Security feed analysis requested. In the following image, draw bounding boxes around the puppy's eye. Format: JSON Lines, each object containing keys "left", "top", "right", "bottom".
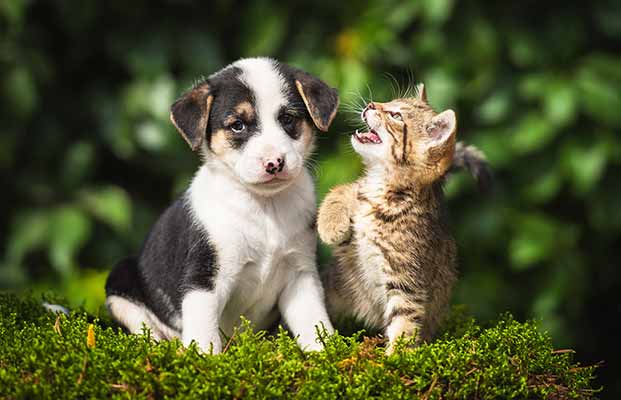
{"left": 231, "top": 120, "right": 245, "bottom": 133}
{"left": 279, "top": 113, "right": 295, "bottom": 126}
{"left": 389, "top": 112, "right": 403, "bottom": 122}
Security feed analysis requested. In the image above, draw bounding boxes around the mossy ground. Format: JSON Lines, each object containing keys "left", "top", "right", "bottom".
{"left": 0, "top": 293, "right": 598, "bottom": 399}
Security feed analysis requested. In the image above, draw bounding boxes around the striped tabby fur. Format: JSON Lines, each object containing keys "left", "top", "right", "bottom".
{"left": 319, "top": 85, "right": 487, "bottom": 354}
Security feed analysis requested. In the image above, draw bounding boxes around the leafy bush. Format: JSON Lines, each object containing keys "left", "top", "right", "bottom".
{"left": 0, "top": 293, "right": 598, "bottom": 399}
{"left": 1, "top": 0, "right": 619, "bottom": 396}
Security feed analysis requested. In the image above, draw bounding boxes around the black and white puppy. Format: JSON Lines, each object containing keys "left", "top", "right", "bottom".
{"left": 105, "top": 57, "right": 339, "bottom": 353}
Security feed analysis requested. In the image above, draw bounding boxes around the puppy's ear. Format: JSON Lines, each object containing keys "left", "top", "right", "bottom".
{"left": 170, "top": 82, "right": 213, "bottom": 151}
{"left": 295, "top": 73, "right": 339, "bottom": 132}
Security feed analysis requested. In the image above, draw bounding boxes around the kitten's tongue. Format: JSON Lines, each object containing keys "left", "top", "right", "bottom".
{"left": 354, "top": 129, "right": 382, "bottom": 144}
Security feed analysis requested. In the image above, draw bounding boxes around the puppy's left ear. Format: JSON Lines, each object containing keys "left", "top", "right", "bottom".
{"left": 295, "top": 72, "right": 339, "bottom": 132}
{"left": 170, "top": 82, "right": 213, "bottom": 151}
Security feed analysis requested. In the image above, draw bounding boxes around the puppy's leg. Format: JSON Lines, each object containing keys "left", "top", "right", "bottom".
{"left": 317, "top": 183, "right": 358, "bottom": 246}
{"left": 279, "top": 269, "right": 334, "bottom": 351}
{"left": 181, "top": 289, "right": 227, "bottom": 354}
{"left": 106, "top": 295, "right": 156, "bottom": 337}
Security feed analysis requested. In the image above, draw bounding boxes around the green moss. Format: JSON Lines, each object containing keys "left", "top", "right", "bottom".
{"left": 0, "top": 293, "right": 598, "bottom": 399}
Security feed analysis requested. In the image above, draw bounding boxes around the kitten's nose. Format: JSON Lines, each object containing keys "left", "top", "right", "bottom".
{"left": 362, "top": 102, "right": 377, "bottom": 119}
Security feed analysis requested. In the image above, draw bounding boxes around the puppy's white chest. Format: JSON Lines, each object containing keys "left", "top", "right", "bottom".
{"left": 189, "top": 166, "right": 316, "bottom": 332}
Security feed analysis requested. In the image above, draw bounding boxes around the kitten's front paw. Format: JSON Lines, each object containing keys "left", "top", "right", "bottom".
{"left": 317, "top": 214, "right": 352, "bottom": 245}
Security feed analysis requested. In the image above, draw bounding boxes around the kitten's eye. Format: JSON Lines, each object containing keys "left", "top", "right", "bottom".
{"left": 279, "top": 113, "right": 295, "bottom": 126}
{"left": 231, "top": 120, "right": 245, "bottom": 133}
{"left": 389, "top": 112, "right": 403, "bottom": 122}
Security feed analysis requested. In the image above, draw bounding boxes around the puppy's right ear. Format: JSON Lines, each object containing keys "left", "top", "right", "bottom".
{"left": 170, "top": 82, "right": 213, "bottom": 151}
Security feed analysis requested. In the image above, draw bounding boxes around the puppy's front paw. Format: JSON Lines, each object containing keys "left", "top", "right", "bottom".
{"left": 318, "top": 212, "right": 352, "bottom": 245}
{"left": 183, "top": 334, "right": 222, "bottom": 355}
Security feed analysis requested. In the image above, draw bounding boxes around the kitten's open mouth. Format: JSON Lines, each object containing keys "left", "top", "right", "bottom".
{"left": 353, "top": 129, "right": 382, "bottom": 144}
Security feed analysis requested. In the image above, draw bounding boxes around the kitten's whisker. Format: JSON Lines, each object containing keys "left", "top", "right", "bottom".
{"left": 384, "top": 72, "right": 401, "bottom": 99}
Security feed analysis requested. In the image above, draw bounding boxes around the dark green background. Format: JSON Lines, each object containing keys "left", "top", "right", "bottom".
{"left": 1, "top": 0, "right": 619, "bottom": 396}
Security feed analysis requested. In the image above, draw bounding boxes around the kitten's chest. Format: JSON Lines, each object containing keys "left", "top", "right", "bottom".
{"left": 351, "top": 201, "right": 391, "bottom": 285}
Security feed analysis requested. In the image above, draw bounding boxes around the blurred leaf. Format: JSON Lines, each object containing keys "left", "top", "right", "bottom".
{"left": 508, "top": 31, "right": 541, "bottom": 67}
{"left": 95, "top": 94, "right": 135, "bottom": 159}
{"left": 317, "top": 139, "right": 362, "bottom": 200}
{"left": 149, "top": 75, "right": 175, "bottom": 120}
{"left": 522, "top": 168, "right": 563, "bottom": 204}
{"left": 421, "top": 0, "right": 454, "bottom": 24}
{"left": 4, "top": 211, "right": 50, "bottom": 266}
{"left": 473, "top": 129, "right": 515, "bottom": 168}
{"left": 61, "top": 141, "right": 95, "bottom": 188}
{"left": 61, "top": 269, "right": 108, "bottom": 313}
{"left": 136, "top": 121, "right": 168, "bottom": 152}
{"left": 338, "top": 59, "right": 369, "bottom": 101}
{"left": 385, "top": 2, "right": 419, "bottom": 30}
{"left": 80, "top": 186, "right": 132, "bottom": 234}
{"left": 577, "top": 55, "right": 621, "bottom": 126}
{"left": 0, "top": 0, "right": 26, "bottom": 27}
{"left": 466, "top": 21, "right": 498, "bottom": 65}
{"left": 509, "top": 214, "right": 579, "bottom": 270}
{"left": 478, "top": 89, "right": 510, "bottom": 124}
{"left": 595, "top": 0, "right": 621, "bottom": 38}
{"left": 443, "top": 172, "right": 469, "bottom": 198}
{"left": 241, "top": 2, "right": 286, "bottom": 56}
{"left": 511, "top": 113, "right": 557, "bottom": 155}
{"left": 561, "top": 140, "right": 608, "bottom": 195}
{"left": 49, "top": 207, "right": 91, "bottom": 278}
{"left": 519, "top": 73, "right": 549, "bottom": 101}
{"left": 3, "top": 66, "right": 37, "bottom": 118}
{"left": 423, "top": 67, "right": 458, "bottom": 109}
{"left": 544, "top": 80, "right": 577, "bottom": 127}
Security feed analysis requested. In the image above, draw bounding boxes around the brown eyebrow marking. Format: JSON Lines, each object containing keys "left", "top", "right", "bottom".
{"left": 235, "top": 101, "right": 254, "bottom": 117}
{"left": 224, "top": 101, "right": 256, "bottom": 126}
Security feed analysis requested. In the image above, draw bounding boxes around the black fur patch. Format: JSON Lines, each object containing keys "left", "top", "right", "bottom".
{"left": 276, "top": 62, "right": 338, "bottom": 134}
{"left": 205, "top": 67, "right": 259, "bottom": 150}
{"left": 105, "top": 196, "right": 218, "bottom": 329}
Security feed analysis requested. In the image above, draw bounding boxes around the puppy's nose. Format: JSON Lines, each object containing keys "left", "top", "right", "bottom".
{"left": 264, "top": 155, "right": 285, "bottom": 175}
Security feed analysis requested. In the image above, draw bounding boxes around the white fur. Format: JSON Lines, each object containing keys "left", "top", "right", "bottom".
{"left": 42, "top": 302, "right": 69, "bottom": 315}
{"left": 106, "top": 295, "right": 180, "bottom": 341}
{"left": 179, "top": 58, "right": 333, "bottom": 353}
{"left": 185, "top": 164, "right": 333, "bottom": 352}
{"left": 207, "top": 58, "right": 308, "bottom": 195}
{"left": 181, "top": 290, "right": 222, "bottom": 353}
{"left": 351, "top": 108, "right": 390, "bottom": 163}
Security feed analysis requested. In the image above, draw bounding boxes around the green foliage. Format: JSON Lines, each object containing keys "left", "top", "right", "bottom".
{"left": 1, "top": 0, "right": 619, "bottom": 395}
{"left": 0, "top": 293, "right": 598, "bottom": 399}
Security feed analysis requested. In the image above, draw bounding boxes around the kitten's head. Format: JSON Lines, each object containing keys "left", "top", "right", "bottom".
{"left": 352, "top": 84, "right": 457, "bottom": 184}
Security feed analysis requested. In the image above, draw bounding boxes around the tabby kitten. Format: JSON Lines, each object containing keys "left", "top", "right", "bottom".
{"left": 318, "top": 85, "right": 486, "bottom": 354}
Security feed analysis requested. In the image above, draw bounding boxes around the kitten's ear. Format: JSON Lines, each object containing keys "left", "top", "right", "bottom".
{"left": 170, "top": 82, "right": 213, "bottom": 151}
{"left": 295, "top": 72, "right": 339, "bottom": 132}
{"left": 425, "top": 109, "right": 457, "bottom": 148}
{"left": 416, "top": 83, "right": 428, "bottom": 103}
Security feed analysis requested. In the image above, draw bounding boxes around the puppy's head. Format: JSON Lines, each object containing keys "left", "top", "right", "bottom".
{"left": 170, "top": 58, "right": 338, "bottom": 196}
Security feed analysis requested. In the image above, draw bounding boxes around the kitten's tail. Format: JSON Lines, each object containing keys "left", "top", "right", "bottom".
{"left": 451, "top": 141, "right": 493, "bottom": 192}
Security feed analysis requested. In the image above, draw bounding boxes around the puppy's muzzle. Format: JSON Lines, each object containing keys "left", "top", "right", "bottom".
{"left": 263, "top": 156, "right": 285, "bottom": 175}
